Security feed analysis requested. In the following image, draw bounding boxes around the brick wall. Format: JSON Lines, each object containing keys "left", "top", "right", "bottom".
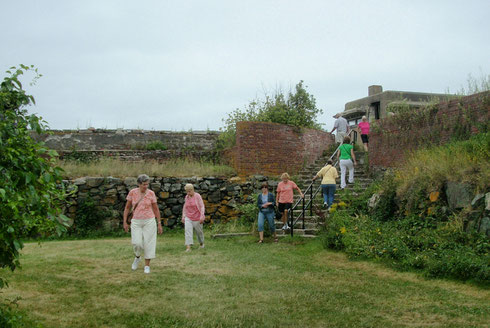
{"left": 369, "top": 91, "right": 490, "bottom": 170}
{"left": 234, "top": 121, "right": 334, "bottom": 176}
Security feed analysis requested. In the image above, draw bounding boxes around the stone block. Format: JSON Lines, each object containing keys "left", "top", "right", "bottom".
{"left": 171, "top": 205, "right": 182, "bottom": 215}
{"left": 74, "top": 177, "right": 86, "bottom": 186}
{"left": 86, "top": 177, "right": 105, "bottom": 188}
{"left": 159, "top": 191, "right": 170, "bottom": 199}
{"left": 124, "top": 177, "right": 138, "bottom": 187}
{"left": 486, "top": 193, "right": 490, "bottom": 211}
{"left": 446, "top": 182, "right": 473, "bottom": 210}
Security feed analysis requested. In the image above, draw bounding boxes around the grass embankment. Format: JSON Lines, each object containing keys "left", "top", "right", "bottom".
{"left": 1, "top": 233, "right": 489, "bottom": 328}
{"left": 322, "top": 133, "right": 490, "bottom": 284}
{"left": 57, "top": 158, "right": 236, "bottom": 178}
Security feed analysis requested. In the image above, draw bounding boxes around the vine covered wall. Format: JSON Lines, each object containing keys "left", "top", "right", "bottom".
{"left": 369, "top": 91, "right": 490, "bottom": 170}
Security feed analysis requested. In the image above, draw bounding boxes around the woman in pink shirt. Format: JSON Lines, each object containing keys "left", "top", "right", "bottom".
{"left": 276, "top": 173, "right": 304, "bottom": 230}
{"left": 181, "top": 183, "right": 206, "bottom": 252}
{"left": 123, "top": 174, "right": 163, "bottom": 274}
{"left": 357, "top": 116, "right": 370, "bottom": 151}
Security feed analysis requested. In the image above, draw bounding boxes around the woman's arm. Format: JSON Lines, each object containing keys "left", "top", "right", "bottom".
{"left": 123, "top": 200, "right": 132, "bottom": 232}
{"left": 295, "top": 185, "right": 304, "bottom": 198}
{"left": 152, "top": 203, "right": 164, "bottom": 234}
{"left": 197, "top": 194, "right": 206, "bottom": 223}
{"left": 351, "top": 148, "right": 357, "bottom": 165}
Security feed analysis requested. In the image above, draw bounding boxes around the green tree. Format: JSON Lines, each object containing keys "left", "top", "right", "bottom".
{"left": 219, "top": 81, "right": 323, "bottom": 149}
{"left": 0, "top": 65, "right": 68, "bottom": 288}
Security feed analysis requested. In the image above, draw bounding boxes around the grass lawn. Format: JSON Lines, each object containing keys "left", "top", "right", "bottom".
{"left": 1, "top": 232, "right": 489, "bottom": 328}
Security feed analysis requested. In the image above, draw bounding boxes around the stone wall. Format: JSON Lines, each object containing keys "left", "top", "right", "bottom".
{"left": 233, "top": 121, "right": 334, "bottom": 176}
{"left": 369, "top": 91, "right": 490, "bottom": 171}
{"left": 33, "top": 129, "right": 220, "bottom": 161}
{"left": 63, "top": 175, "right": 278, "bottom": 231}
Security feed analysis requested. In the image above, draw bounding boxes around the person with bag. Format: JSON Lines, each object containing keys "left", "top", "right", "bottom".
{"left": 257, "top": 182, "right": 278, "bottom": 244}
{"left": 123, "top": 174, "right": 163, "bottom": 274}
{"left": 181, "top": 183, "right": 206, "bottom": 252}
{"left": 337, "top": 136, "right": 357, "bottom": 189}
{"left": 312, "top": 159, "right": 339, "bottom": 210}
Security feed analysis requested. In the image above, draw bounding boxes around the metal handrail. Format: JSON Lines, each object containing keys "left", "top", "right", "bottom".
{"left": 289, "top": 130, "right": 354, "bottom": 237}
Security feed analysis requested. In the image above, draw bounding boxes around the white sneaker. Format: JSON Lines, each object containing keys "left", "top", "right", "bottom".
{"left": 144, "top": 266, "right": 150, "bottom": 274}
{"left": 281, "top": 224, "right": 287, "bottom": 230}
{"left": 199, "top": 244, "right": 205, "bottom": 249}
{"left": 131, "top": 257, "right": 141, "bottom": 271}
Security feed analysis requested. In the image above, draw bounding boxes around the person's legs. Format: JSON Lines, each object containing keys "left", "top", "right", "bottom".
{"left": 258, "top": 212, "right": 265, "bottom": 241}
{"left": 347, "top": 159, "right": 354, "bottom": 184}
{"left": 192, "top": 220, "right": 205, "bottom": 246}
{"left": 130, "top": 220, "right": 144, "bottom": 270}
{"left": 265, "top": 212, "right": 277, "bottom": 239}
{"left": 321, "top": 184, "right": 328, "bottom": 204}
{"left": 131, "top": 220, "right": 144, "bottom": 258}
{"left": 142, "top": 218, "right": 157, "bottom": 261}
{"left": 184, "top": 217, "right": 194, "bottom": 251}
{"left": 340, "top": 160, "right": 347, "bottom": 189}
{"left": 327, "top": 184, "right": 336, "bottom": 207}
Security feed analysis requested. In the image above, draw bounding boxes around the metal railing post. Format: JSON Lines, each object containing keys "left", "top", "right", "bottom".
{"left": 309, "top": 182, "right": 313, "bottom": 216}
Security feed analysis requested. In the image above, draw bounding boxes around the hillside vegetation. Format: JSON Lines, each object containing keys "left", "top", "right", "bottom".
{"left": 322, "top": 133, "right": 490, "bottom": 284}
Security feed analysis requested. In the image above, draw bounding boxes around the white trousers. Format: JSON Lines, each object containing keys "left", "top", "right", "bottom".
{"left": 131, "top": 218, "right": 157, "bottom": 259}
{"left": 184, "top": 217, "right": 204, "bottom": 246}
{"left": 340, "top": 159, "right": 354, "bottom": 189}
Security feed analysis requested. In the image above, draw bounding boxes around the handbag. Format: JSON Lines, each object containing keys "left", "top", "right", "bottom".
{"left": 127, "top": 191, "right": 147, "bottom": 224}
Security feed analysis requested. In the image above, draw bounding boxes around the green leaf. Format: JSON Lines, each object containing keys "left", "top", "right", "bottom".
{"left": 13, "top": 240, "right": 21, "bottom": 251}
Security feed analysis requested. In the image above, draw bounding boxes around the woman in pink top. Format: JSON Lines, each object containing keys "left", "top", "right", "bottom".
{"left": 181, "top": 183, "right": 206, "bottom": 252}
{"left": 357, "top": 116, "right": 370, "bottom": 151}
{"left": 276, "top": 173, "right": 304, "bottom": 230}
{"left": 123, "top": 174, "right": 163, "bottom": 274}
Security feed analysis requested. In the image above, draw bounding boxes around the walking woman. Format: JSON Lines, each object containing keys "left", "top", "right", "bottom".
{"left": 181, "top": 183, "right": 205, "bottom": 252}
{"left": 337, "top": 136, "right": 357, "bottom": 189}
{"left": 123, "top": 174, "right": 163, "bottom": 274}
{"left": 257, "top": 182, "right": 278, "bottom": 243}
{"left": 312, "top": 159, "right": 339, "bottom": 210}
{"left": 276, "top": 173, "right": 304, "bottom": 230}
{"left": 357, "top": 116, "right": 370, "bottom": 151}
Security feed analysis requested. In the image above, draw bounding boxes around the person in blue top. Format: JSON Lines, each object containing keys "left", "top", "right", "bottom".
{"left": 337, "top": 136, "right": 357, "bottom": 189}
{"left": 257, "top": 182, "right": 278, "bottom": 243}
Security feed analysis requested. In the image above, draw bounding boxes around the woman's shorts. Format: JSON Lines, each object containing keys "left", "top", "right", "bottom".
{"left": 278, "top": 202, "right": 292, "bottom": 212}
{"left": 361, "top": 134, "right": 369, "bottom": 143}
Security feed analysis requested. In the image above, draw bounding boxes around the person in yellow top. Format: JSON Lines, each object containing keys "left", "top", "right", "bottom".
{"left": 312, "top": 159, "right": 339, "bottom": 209}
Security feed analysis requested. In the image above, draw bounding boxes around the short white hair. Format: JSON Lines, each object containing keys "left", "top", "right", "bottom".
{"left": 184, "top": 183, "right": 194, "bottom": 191}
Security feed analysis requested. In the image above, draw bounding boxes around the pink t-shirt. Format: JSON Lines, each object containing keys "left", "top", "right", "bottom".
{"left": 183, "top": 193, "right": 205, "bottom": 221}
{"left": 126, "top": 189, "right": 157, "bottom": 219}
{"left": 276, "top": 181, "right": 298, "bottom": 204}
{"left": 358, "top": 121, "right": 370, "bottom": 135}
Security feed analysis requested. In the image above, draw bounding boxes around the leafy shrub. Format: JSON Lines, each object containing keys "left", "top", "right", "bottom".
{"left": 0, "top": 298, "right": 41, "bottom": 328}
{"left": 0, "top": 65, "right": 69, "bottom": 288}
{"left": 145, "top": 141, "right": 167, "bottom": 151}
{"left": 73, "top": 197, "right": 111, "bottom": 236}
{"left": 321, "top": 210, "right": 490, "bottom": 284}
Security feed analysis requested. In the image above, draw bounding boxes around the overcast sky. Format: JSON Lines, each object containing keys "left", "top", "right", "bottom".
{"left": 1, "top": 0, "right": 489, "bottom": 131}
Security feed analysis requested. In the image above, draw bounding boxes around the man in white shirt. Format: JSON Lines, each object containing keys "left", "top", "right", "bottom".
{"left": 330, "top": 113, "right": 350, "bottom": 143}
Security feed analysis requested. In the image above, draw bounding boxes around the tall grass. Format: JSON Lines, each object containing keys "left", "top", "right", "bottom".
{"left": 57, "top": 158, "right": 236, "bottom": 178}
{"left": 395, "top": 133, "right": 490, "bottom": 203}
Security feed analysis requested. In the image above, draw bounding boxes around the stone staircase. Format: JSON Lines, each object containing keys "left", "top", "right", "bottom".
{"left": 275, "top": 151, "right": 372, "bottom": 237}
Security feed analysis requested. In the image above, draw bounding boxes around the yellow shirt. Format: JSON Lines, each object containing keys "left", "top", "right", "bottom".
{"left": 316, "top": 165, "right": 338, "bottom": 184}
